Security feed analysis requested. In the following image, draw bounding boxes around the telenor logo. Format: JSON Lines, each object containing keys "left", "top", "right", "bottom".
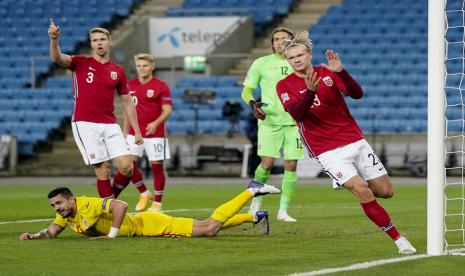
{"left": 158, "top": 27, "right": 181, "bottom": 47}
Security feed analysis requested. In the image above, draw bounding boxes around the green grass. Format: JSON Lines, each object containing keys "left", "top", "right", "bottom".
{"left": 0, "top": 183, "right": 464, "bottom": 275}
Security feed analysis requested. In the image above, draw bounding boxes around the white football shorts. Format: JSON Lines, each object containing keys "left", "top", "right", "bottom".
{"left": 126, "top": 135, "right": 170, "bottom": 161}
{"left": 316, "top": 139, "right": 387, "bottom": 189}
{"left": 72, "top": 121, "right": 130, "bottom": 165}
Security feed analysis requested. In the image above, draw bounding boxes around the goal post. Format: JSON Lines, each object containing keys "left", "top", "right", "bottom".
{"left": 427, "top": 0, "right": 445, "bottom": 256}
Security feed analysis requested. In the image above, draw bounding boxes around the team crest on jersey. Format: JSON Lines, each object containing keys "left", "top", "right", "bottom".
{"left": 323, "top": 76, "right": 333, "bottom": 87}
{"left": 336, "top": 172, "right": 343, "bottom": 179}
{"left": 110, "top": 71, "right": 118, "bottom": 80}
{"left": 280, "top": 92, "right": 290, "bottom": 103}
{"left": 146, "top": 89, "right": 155, "bottom": 98}
{"left": 90, "top": 153, "right": 95, "bottom": 159}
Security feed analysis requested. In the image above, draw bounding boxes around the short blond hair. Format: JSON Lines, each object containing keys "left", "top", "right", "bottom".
{"left": 89, "top": 27, "right": 111, "bottom": 39}
{"left": 281, "top": 31, "right": 313, "bottom": 54}
{"left": 134, "top": 53, "right": 155, "bottom": 65}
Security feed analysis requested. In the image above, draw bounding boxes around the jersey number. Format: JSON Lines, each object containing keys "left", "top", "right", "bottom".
{"left": 311, "top": 95, "right": 321, "bottom": 108}
{"left": 129, "top": 92, "right": 138, "bottom": 106}
{"left": 296, "top": 138, "right": 303, "bottom": 149}
{"left": 86, "top": 72, "right": 94, "bottom": 83}
{"left": 153, "top": 144, "right": 163, "bottom": 153}
{"left": 281, "top": 66, "right": 289, "bottom": 76}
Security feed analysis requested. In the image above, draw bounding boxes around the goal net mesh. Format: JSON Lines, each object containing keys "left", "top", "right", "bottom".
{"left": 445, "top": 0, "right": 465, "bottom": 253}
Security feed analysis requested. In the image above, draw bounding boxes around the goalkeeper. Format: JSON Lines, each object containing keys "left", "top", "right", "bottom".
{"left": 19, "top": 182, "right": 279, "bottom": 240}
{"left": 242, "top": 27, "right": 304, "bottom": 222}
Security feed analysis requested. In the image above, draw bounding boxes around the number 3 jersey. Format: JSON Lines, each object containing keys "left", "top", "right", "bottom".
{"left": 276, "top": 67, "right": 364, "bottom": 157}
{"left": 127, "top": 77, "right": 173, "bottom": 138}
{"left": 70, "top": 56, "right": 129, "bottom": 124}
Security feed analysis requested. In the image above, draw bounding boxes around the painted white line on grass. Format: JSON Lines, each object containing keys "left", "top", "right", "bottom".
{"left": 289, "top": 254, "right": 431, "bottom": 276}
{"left": 0, "top": 208, "right": 215, "bottom": 226}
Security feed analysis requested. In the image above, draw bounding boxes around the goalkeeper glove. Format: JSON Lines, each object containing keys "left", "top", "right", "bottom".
{"left": 249, "top": 100, "right": 267, "bottom": 120}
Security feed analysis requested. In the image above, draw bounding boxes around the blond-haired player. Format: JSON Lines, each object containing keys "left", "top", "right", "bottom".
{"left": 113, "top": 53, "right": 173, "bottom": 212}
{"left": 48, "top": 18, "right": 143, "bottom": 199}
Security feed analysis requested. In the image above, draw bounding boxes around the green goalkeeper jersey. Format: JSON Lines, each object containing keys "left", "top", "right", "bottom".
{"left": 243, "top": 54, "right": 295, "bottom": 126}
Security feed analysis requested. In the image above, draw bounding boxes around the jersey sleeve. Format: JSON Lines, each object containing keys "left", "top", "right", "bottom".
{"left": 52, "top": 213, "right": 69, "bottom": 228}
{"left": 243, "top": 59, "right": 261, "bottom": 89}
{"left": 117, "top": 68, "right": 129, "bottom": 95}
{"left": 69, "top": 55, "right": 81, "bottom": 71}
{"left": 276, "top": 79, "right": 297, "bottom": 110}
{"left": 160, "top": 82, "right": 173, "bottom": 105}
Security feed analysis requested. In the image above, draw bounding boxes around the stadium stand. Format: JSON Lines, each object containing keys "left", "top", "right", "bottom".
{"left": 0, "top": 0, "right": 139, "bottom": 156}
{"left": 310, "top": 0, "right": 428, "bottom": 134}
{"left": 165, "top": 0, "right": 296, "bottom": 36}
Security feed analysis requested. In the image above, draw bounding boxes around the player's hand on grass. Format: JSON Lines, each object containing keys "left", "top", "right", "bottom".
{"left": 321, "top": 49, "right": 343, "bottom": 73}
{"left": 249, "top": 101, "right": 267, "bottom": 120}
{"left": 145, "top": 122, "right": 158, "bottom": 136}
{"left": 304, "top": 68, "right": 321, "bottom": 92}
{"left": 48, "top": 18, "right": 60, "bottom": 40}
{"left": 19, "top": 232, "right": 36, "bottom": 240}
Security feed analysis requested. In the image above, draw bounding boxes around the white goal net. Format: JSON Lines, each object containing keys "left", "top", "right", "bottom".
{"left": 443, "top": 0, "right": 465, "bottom": 254}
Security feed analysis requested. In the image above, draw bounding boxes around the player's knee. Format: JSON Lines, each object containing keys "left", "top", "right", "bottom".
{"left": 377, "top": 187, "right": 394, "bottom": 199}
{"left": 119, "top": 165, "right": 133, "bottom": 177}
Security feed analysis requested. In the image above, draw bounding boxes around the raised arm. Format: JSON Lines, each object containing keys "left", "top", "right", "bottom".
{"left": 121, "top": 94, "right": 143, "bottom": 145}
{"left": 19, "top": 223, "right": 64, "bottom": 240}
{"left": 48, "top": 18, "right": 72, "bottom": 68}
{"left": 320, "top": 49, "right": 363, "bottom": 99}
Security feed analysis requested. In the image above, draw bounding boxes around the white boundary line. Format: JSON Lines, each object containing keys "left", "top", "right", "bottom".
{"left": 289, "top": 254, "right": 432, "bottom": 276}
{"left": 0, "top": 208, "right": 215, "bottom": 225}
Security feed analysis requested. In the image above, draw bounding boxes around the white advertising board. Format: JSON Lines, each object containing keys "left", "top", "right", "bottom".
{"left": 149, "top": 17, "right": 242, "bottom": 58}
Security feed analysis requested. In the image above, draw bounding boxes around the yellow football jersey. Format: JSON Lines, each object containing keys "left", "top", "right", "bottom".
{"left": 53, "top": 196, "right": 193, "bottom": 237}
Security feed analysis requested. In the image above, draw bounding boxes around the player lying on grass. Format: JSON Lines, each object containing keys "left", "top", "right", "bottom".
{"left": 19, "top": 181, "right": 279, "bottom": 240}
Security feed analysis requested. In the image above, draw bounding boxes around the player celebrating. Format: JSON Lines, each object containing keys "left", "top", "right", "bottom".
{"left": 19, "top": 182, "right": 280, "bottom": 240}
{"left": 113, "top": 53, "right": 173, "bottom": 212}
{"left": 48, "top": 18, "right": 143, "bottom": 198}
{"left": 276, "top": 31, "right": 416, "bottom": 254}
{"left": 242, "top": 27, "right": 304, "bottom": 222}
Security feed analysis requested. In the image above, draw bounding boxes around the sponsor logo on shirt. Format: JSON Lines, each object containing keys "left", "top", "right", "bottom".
{"left": 147, "top": 89, "right": 155, "bottom": 98}
{"left": 280, "top": 92, "right": 290, "bottom": 103}
{"left": 110, "top": 71, "right": 118, "bottom": 80}
{"left": 299, "top": 89, "right": 307, "bottom": 94}
{"left": 82, "top": 218, "right": 88, "bottom": 228}
{"left": 323, "top": 76, "right": 333, "bottom": 87}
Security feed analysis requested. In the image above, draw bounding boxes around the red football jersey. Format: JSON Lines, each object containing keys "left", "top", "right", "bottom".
{"left": 70, "top": 56, "right": 128, "bottom": 123}
{"left": 128, "top": 77, "right": 173, "bottom": 138}
{"left": 277, "top": 67, "right": 364, "bottom": 157}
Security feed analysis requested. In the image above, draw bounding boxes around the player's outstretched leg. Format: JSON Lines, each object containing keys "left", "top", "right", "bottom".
{"left": 249, "top": 165, "right": 272, "bottom": 214}
{"left": 210, "top": 181, "right": 280, "bottom": 227}
{"left": 247, "top": 180, "right": 281, "bottom": 196}
{"left": 220, "top": 210, "right": 270, "bottom": 235}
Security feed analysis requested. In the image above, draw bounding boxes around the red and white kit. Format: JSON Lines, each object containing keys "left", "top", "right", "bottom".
{"left": 126, "top": 77, "right": 173, "bottom": 161}
{"left": 277, "top": 67, "right": 387, "bottom": 187}
{"left": 70, "top": 56, "right": 130, "bottom": 165}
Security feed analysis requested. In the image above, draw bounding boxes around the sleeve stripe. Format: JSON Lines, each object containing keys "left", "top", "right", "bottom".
{"left": 102, "top": 198, "right": 109, "bottom": 211}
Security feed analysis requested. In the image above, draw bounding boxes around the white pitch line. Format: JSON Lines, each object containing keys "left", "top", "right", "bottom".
{"left": 0, "top": 208, "right": 215, "bottom": 226}
{"left": 289, "top": 254, "right": 432, "bottom": 276}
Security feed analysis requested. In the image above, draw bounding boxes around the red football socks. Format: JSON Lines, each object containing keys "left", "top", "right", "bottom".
{"left": 96, "top": 179, "right": 113, "bottom": 198}
{"left": 151, "top": 163, "right": 165, "bottom": 203}
{"left": 361, "top": 199, "right": 401, "bottom": 240}
{"left": 131, "top": 161, "right": 148, "bottom": 193}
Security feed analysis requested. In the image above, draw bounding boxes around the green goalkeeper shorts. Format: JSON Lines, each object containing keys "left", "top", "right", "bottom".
{"left": 257, "top": 124, "right": 304, "bottom": 160}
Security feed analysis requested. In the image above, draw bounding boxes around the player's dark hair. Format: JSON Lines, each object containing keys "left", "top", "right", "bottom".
{"left": 48, "top": 187, "right": 74, "bottom": 199}
{"left": 270, "top": 27, "right": 294, "bottom": 53}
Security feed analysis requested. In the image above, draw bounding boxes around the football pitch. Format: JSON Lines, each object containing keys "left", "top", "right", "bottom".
{"left": 0, "top": 178, "right": 464, "bottom": 275}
